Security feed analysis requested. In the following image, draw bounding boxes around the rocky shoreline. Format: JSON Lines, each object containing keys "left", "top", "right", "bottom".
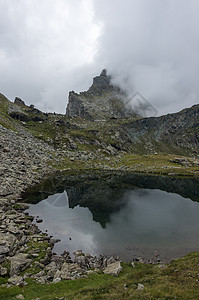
{"left": 0, "top": 124, "right": 124, "bottom": 287}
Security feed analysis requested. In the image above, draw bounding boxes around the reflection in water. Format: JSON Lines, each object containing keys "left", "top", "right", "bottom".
{"left": 26, "top": 178, "right": 199, "bottom": 262}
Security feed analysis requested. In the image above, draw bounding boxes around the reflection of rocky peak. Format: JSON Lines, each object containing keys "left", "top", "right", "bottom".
{"left": 22, "top": 172, "right": 199, "bottom": 228}
{"left": 66, "top": 70, "right": 136, "bottom": 120}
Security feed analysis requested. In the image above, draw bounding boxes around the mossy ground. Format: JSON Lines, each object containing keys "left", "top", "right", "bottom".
{"left": 0, "top": 252, "right": 199, "bottom": 299}
{"left": 118, "top": 153, "right": 199, "bottom": 176}
{"left": 49, "top": 152, "right": 199, "bottom": 178}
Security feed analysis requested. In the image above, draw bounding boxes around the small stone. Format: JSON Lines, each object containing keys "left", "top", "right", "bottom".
{"left": 16, "top": 294, "right": 25, "bottom": 300}
{"left": 73, "top": 250, "right": 83, "bottom": 256}
{"left": 107, "top": 256, "right": 117, "bottom": 265}
{"left": 0, "top": 246, "right": 9, "bottom": 255}
{"left": 53, "top": 277, "right": 61, "bottom": 283}
{"left": 0, "top": 266, "right": 8, "bottom": 276}
{"left": 36, "top": 219, "right": 43, "bottom": 223}
{"left": 8, "top": 275, "right": 23, "bottom": 286}
{"left": 137, "top": 283, "right": 145, "bottom": 290}
{"left": 0, "top": 255, "right": 5, "bottom": 263}
{"left": 31, "top": 253, "right": 39, "bottom": 258}
{"left": 59, "top": 262, "right": 83, "bottom": 280}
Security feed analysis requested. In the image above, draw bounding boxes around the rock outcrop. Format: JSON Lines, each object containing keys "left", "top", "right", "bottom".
{"left": 14, "top": 97, "right": 25, "bottom": 106}
{"left": 66, "top": 69, "right": 137, "bottom": 120}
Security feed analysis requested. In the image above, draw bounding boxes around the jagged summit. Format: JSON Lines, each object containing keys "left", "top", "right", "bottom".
{"left": 87, "top": 69, "right": 114, "bottom": 95}
{"left": 66, "top": 70, "right": 136, "bottom": 121}
{"left": 100, "top": 69, "right": 107, "bottom": 76}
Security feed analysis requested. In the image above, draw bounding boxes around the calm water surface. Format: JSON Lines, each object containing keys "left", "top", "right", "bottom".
{"left": 24, "top": 173, "right": 199, "bottom": 262}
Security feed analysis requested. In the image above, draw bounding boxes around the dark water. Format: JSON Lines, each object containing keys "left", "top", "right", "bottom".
{"left": 23, "top": 172, "right": 199, "bottom": 262}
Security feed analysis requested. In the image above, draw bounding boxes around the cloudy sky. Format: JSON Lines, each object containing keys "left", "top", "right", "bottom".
{"left": 0, "top": 0, "right": 199, "bottom": 115}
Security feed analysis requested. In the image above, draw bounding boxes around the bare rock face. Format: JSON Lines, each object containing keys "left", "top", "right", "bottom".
{"left": 66, "top": 70, "right": 136, "bottom": 121}
{"left": 66, "top": 91, "right": 93, "bottom": 121}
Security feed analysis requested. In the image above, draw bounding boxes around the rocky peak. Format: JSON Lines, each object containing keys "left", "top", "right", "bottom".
{"left": 100, "top": 69, "right": 107, "bottom": 76}
{"left": 87, "top": 69, "right": 113, "bottom": 96}
{"left": 14, "top": 97, "right": 25, "bottom": 106}
{"left": 66, "top": 70, "right": 136, "bottom": 120}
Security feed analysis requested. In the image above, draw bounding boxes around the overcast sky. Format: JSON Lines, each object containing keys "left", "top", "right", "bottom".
{"left": 0, "top": 0, "right": 199, "bottom": 115}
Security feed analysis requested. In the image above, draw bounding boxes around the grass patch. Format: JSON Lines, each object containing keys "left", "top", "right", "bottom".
{"left": 119, "top": 153, "right": 199, "bottom": 176}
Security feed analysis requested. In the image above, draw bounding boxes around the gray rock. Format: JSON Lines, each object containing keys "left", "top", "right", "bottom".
{"left": 103, "top": 261, "right": 122, "bottom": 276}
{"left": 9, "top": 253, "right": 32, "bottom": 276}
{"left": 0, "top": 246, "right": 9, "bottom": 255}
{"left": 137, "top": 283, "right": 145, "bottom": 290}
{"left": 7, "top": 275, "right": 24, "bottom": 286}
{"left": 0, "top": 266, "right": 8, "bottom": 276}
{"left": 57, "top": 262, "right": 84, "bottom": 280}
{"left": 45, "top": 262, "right": 58, "bottom": 279}
{"left": 16, "top": 294, "right": 25, "bottom": 300}
{"left": 107, "top": 256, "right": 117, "bottom": 265}
{"left": 0, "top": 255, "right": 5, "bottom": 263}
{"left": 74, "top": 254, "right": 88, "bottom": 268}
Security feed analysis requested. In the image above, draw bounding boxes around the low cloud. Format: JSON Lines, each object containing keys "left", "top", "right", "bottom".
{"left": 93, "top": 0, "right": 199, "bottom": 115}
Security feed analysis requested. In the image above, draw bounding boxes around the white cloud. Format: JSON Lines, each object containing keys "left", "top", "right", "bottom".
{"left": 93, "top": 0, "right": 199, "bottom": 115}
{"left": 0, "top": 0, "right": 102, "bottom": 112}
{"left": 0, "top": 0, "right": 199, "bottom": 114}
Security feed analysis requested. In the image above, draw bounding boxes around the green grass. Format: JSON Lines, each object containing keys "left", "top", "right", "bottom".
{"left": 118, "top": 153, "right": 199, "bottom": 176}
{"left": 1, "top": 252, "right": 199, "bottom": 299}
{"left": 47, "top": 151, "right": 199, "bottom": 178}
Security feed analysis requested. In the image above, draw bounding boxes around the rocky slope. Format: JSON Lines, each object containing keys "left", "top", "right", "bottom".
{"left": 0, "top": 97, "right": 122, "bottom": 287}
{"left": 123, "top": 104, "right": 199, "bottom": 155}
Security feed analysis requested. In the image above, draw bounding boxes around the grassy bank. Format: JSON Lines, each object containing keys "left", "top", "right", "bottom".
{"left": 1, "top": 252, "right": 199, "bottom": 299}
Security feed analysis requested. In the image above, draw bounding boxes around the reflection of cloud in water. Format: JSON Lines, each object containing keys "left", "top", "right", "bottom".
{"left": 28, "top": 191, "right": 102, "bottom": 253}
{"left": 27, "top": 189, "right": 199, "bottom": 260}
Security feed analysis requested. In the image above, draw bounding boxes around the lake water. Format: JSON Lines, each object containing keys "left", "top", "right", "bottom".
{"left": 23, "top": 172, "right": 199, "bottom": 262}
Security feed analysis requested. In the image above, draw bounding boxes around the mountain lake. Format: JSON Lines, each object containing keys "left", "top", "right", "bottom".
{"left": 22, "top": 172, "right": 199, "bottom": 263}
